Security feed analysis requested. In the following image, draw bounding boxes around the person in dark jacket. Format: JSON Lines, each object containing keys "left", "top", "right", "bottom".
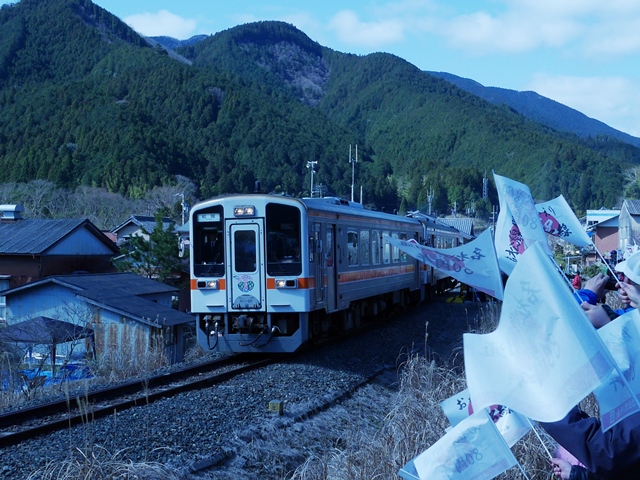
{"left": 541, "top": 407, "right": 640, "bottom": 479}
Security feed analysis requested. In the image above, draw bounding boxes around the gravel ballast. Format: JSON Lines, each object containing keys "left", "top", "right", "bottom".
{"left": 0, "top": 293, "right": 481, "bottom": 479}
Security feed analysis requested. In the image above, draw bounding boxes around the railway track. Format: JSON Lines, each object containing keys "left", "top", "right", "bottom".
{"left": 0, "top": 353, "right": 280, "bottom": 447}
{"left": 0, "top": 297, "right": 429, "bottom": 450}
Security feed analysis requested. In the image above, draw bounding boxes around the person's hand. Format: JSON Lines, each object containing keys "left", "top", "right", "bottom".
{"left": 581, "top": 302, "right": 612, "bottom": 328}
{"left": 550, "top": 457, "right": 572, "bottom": 479}
{"left": 583, "top": 273, "right": 608, "bottom": 300}
{"left": 617, "top": 280, "right": 640, "bottom": 308}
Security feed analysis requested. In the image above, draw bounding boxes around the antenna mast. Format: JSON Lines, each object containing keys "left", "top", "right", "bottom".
{"left": 350, "top": 144, "right": 358, "bottom": 202}
{"left": 306, "top": 160, "right": 317, "bottom": 198}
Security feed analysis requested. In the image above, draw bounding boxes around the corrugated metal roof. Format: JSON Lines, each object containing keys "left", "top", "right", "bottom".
{"left": 437, "top": 218, "right": 475, "bottom": 236}
{"left": 623, "top": 200, "right": 640, "bottom": 216}
{"left": 0, "top": 219, "right": 89, "bottom": 254}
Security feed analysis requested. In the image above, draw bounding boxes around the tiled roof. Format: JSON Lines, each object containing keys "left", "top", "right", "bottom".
{"left": 3, "top": 273, "right": 191, "bottom": 327}
{"left": 0, "top": 219, "right": 100, "bottom": 254}
{"left": 111, "top": 215, "right": 174, "bottom": 234}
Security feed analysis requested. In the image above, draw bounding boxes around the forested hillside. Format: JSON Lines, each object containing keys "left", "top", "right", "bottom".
{"left": 0, "top": 0, "right": 638, "bottom": 220}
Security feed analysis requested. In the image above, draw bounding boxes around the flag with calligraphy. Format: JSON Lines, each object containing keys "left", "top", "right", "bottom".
{"left": 493, "top": 173, "right": 551, "bottom": 275}
{"left": 401, "top": 410, "right": 518, "bottom": 480}
{"left": 385, "top": 228, "right": 504, "bottom": 300}
{"left": 440, "top": 388, "right": 530, "bottom": 447}
{"left": 536, "top": 195, "right": 591, "bottom": 247}
{"left": 464, "top": 241, "right": 616, "bottom": 422}
{"left": 593, "top": 309, "right": 640, "bottom": 430}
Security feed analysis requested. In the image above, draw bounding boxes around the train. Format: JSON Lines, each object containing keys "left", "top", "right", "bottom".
{"left": 189, "top": 193, "right": 466, "bottom": 353}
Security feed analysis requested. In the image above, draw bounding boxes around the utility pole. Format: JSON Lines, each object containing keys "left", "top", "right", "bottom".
{"left": 350, "top": 144, "right": 358, "bottom": 202}
{"left": 483, "top": 172, "right": 488, "bottom": 199}
{"left": 306, "top": 160, "right": 317, "bottom": 198}
{"left": 175, "top": 192, "right": 186, "bottom": 225}
{"left": 427, "top": 187, "right": 434, "bottom": 215}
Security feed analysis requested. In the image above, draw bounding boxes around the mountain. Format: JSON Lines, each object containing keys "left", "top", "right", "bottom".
{"left": 148, "top": 35, "right": 208, "bottom": 50}
{"left": 428, "top": 71, "right": 640, "bottom": 148}
{"left": 0, "top": 0, "right": 637, "bottom": 215}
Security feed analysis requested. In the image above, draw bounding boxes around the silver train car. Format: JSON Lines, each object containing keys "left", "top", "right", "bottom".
{"left": 189, "top": 194, "right": 464, "bottom": 353}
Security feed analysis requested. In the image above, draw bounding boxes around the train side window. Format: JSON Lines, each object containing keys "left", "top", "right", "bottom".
{"left": 359, "top": 229, "right": 370, "bottom": 266}
{"left": 382, "top": 231, "right": 391, "bottom": 264}
{"left": 399, "top": 233, "right": 408, "bottom": 262}
{"left": 347, "top": 229, "right": 359, "bottom": 266}
{"left": 392, "top": 232, "right": 400, "bottom": 263}
{"left": 371, "top": 230, "right": 381, "bottom": 265}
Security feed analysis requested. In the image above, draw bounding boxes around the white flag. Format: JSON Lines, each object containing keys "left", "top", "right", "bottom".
{"left": 408, "top": 410, "right": 518, "bottom": 480}
{"left": 594, "top": 309, "right": 640, "bottom": 430}
{"left": 493, "top": 173, "right": 551, "bottom": 275}
{"left": 440, "top": 389, "right": 531, "bottom": 447}
{"left": 464, "top": 241, "right": 616, "bottom": 422}
{"left": 536, "top": 195, "right": 591, "bottom": 247}
{"left": 385, "top": 229, "right": 504, "bottom": 300}
{"left": 493, "top": 206, "right": 521, "bottom": 276}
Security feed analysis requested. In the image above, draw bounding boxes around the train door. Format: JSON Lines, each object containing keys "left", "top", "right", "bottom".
{"left": 227, "top": 222, "right": 265, "bottom": 310}
{"left": 313, "top": 223, "right": 325, "bottom": 305}
{"left": 326, "top": 224, "right": 338, "bottom": 311}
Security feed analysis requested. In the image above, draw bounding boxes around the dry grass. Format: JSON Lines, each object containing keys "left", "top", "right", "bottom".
{"left": 25, "top": 446, "right": 185, "bottom": 480}
{"left": 288, "top": 300, "right": 601, "bottom": 480}
{"left": 9, "top": 299, "right": 605, "bottom": 480}
{"left": 89, "top": 333, "right": 169, "bottom": 382}
{"left": 0, "top": 333, "right": 168, "bottom": 414}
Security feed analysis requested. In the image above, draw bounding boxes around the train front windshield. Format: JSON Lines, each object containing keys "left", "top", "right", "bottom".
{"left": 193, "top": 206, "right": 225, "bottom": 277}
{"left": 266, "top": 203, "right": 302, "bottom": 276}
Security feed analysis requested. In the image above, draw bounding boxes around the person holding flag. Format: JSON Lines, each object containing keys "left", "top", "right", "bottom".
{"left": 578, "top": 252, "right": 640, "bottom": 328}
{"left": 541, "top": 406, "right": 640, "bottom": 479}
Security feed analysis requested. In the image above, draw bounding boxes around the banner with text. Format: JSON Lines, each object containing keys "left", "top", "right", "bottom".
{"left": 385, "top": 228, "right": 504, "bottom": 300}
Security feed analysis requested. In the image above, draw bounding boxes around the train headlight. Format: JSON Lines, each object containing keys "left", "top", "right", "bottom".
{"left": 275, "top": 278, "right": 298, "bottom": 289}
{"left": 233, "top": 205, "right": 256, "bottom": 217}
{"left": 197, "top": 280, "right": 219, "bottom": 289}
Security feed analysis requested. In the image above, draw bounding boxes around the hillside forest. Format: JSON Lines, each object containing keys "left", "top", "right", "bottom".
{"left": 1, "top": 0, "right": 640, "bottom": 228}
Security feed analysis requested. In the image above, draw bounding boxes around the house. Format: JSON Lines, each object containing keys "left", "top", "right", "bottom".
{"left": 110, "top": 215, "right": 174, "bottom": 246}
{"left": 0, "top": 205, "right": 119, "bottom": 319}
{"left": 584, "top": 208, "right": 620, "bottom": 265}
{"left": 618, "top": 200, "right": 640, "bottom": 256}
{"left": 1, "top": 273, "right": 195, "bottom": 364}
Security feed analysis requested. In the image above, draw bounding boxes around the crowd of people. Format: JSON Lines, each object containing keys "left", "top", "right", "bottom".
{"left": 543, "top": 251, "right": 640, "bottom": 479}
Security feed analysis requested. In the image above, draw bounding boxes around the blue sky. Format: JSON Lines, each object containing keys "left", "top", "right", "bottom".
{"left": 4, "top": 0, "right": 640, "bottom": 137}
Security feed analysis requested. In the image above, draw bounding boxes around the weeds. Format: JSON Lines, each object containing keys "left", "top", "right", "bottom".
{"left": 25, "top": 446, "right": 185, "bottom": 480}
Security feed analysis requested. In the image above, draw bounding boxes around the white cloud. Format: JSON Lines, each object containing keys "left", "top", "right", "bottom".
{"left": 328, "top": 10, "right": 405, "bottom": 49}
{"left": 527, "top": 73, "right": 640, "bottom": 137}
{"left": 583, "top": 18, "right": 640, "bottom": 56}
{"left": 433, "top": 8, "right": 583, "bottom": 54}
{"left": 123, "top": 10, "right": 197, "bottom": 39}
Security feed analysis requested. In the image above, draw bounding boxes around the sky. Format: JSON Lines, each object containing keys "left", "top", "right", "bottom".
{"left": 4, "top": 0, "right": 640, "bottom": 137}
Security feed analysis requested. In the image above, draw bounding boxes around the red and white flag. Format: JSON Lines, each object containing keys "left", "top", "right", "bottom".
{"left": 536, "top": 195, "right": 591, "bottom": 247}
{"left": 440, "top": 388, "right": 531, "bottom": 448}
{"left": 493, "top": 173, "right": 551, "bottom": 275}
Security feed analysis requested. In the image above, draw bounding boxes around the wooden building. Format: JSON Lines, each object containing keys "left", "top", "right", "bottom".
{"left": 1, "top": 273, "right": 194, "bottom": 364}
{"left": 0, "top": 205, "right": 119, "bottom": 290}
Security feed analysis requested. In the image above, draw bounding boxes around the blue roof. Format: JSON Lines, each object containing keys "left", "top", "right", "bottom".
{"left": 3, "top": 273, "right": 192, "bottom": 327}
